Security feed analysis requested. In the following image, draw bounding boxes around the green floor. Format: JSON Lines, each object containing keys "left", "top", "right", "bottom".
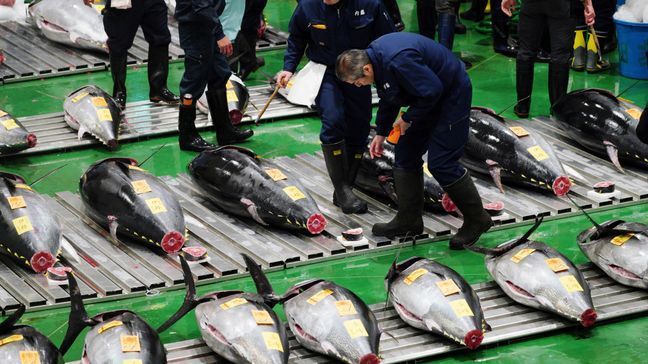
{"left": 1, "top": 1, "right": 647, "bottom": 362}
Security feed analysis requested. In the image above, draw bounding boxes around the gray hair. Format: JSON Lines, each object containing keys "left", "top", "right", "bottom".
{"left": 335, "top": 49, "right": 370, "bottom": 81}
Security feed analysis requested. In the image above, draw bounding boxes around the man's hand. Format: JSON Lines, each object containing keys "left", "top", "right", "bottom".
{"left": 393, "top": 116, "right": 410, "bottom": 135}
{"left": 501, "top": 0, "right": 516, "bottom": 17}
{"left": 217, "top": 36, "right": 233, "bottom": 56}
{"left": 369, "top": 135, "right": 385, "bottom": 159}
{"left": 276, "top": 71, "right": 294, "bottom": 88}
{"left": 583, "top": 0, "right": 595, "bottom": 26}
{"left": 83, "top": 0, "right": 94, "bottom": 6}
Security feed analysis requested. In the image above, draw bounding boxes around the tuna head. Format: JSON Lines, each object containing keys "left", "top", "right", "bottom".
{"left": 80, "top": 158, "right": 186, "bottom": 254}
{"left": 0, "top": 172, "right": 61, "bottom": 273}
{"left": 0, "top": 305, "right": 64, "bottom": 363}
{"left": 0, "top": 110, "right": 37, "bottom": 155}
{"left": 386, "top": 257, "right": 487, "bottom": 350}
{"left": 189, "top": 147, "right": 327, "bottom": 234}
{"left": 64, "top": 86, "right": 121, "bottom": 150}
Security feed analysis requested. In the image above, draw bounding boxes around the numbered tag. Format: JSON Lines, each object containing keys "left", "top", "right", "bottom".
{"left": 2, "top": 118, "right": 19, "bottom": 130}
{"left": 98, "top": 320, "right": 123, "bottom": 334}
{"left": 344, "top": 319, "right": 369, "bottom": 338}
{"left": 91, "top": 97, "right": 108, "bottom": 107}
{"left": 450, "top": 299, "right": 474, "bottom": 317}
{"left": 527, "top": 146, "right": 549, "bottom": 161}
{"left": 96, "top": 109, "right": 113, "bottom": 122}
{"left": 122, "top": 360, "right": 142, "bottom": 364}
{"left": 262, "top": 332, "right": 284, "bottom": 352}
{"left": 511, "top": 248, "right": 535, "bottom": 263}
{"left": 71, "top": 91, "right": 89, "bottom": 103}
{"left": 7, "top": 195, "right": 27, "bottom": 209}
{"left": 13, "top": 216, "right": 33, "bottom": 235}
{"left": 145, "top": 198, "right": 167, "bottom": 214}
{"left": 19, "top": 351, "right": 40, "bottom": 364}
{"left": 120, "top": 335, "right": 141, "bottom": 353}
{"left": 509, "top": 126, "right": 530, "bottom": 137}
{"left": 220, "top": 297, "right": 248, "bottom": 310}
{"left": 611, "top": 233, "right": 635, "bottom": 246}
{"left": 252, "top": 309, "right": 274, "bottom": 325}
{"left": 0, "top": 334, "right": 23, "bottom": 346}
{"left": 265, "top": 168, "right": 287, "bottom": 181}
{"left": 404, "top": 268, "right": 428, "bottom": 285}
{"left": 127, "top": 165, "right": 146, "bottom": 172}
{"left": 436, "top": 279, "right": 461, "bottom": 296}
{"left": 423, "top": 163, "right": 433, "bottom": 177}
{"left": 560, "top": 275, "right": 584, "bottom": 293}
{"left": 335, "top": 300, "right": 358, "bottom": 316}
{"left": 131, "top": 180, "right": 152, "bottom": 194}
{"left": 546, "top": 258, "right": 569, "bottom": 273}
{"left": 307, "top": 289, "right": 333, "bottom": 305}
{"left": 226, "top": 80, "right": 234, "bottom": 89}
{"left": 14, "top": 183, "right": 33, "bottom": 191}
{"left": 626, "top": 108, "right": 642, "bottom": 120}
{"left": 226, "top": 90, "right": 239, "bottom": 102}
{"left": 283, "top": 186, "right": 306, "bottom": 201}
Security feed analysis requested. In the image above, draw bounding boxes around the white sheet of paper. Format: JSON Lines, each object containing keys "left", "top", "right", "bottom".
{"left": 279, "top": 61, "right": 327, "bottom": 108}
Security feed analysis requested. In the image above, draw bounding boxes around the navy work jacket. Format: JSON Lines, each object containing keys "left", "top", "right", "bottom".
{"left": 175, "top": 0, "right": 226, "bottom": 39}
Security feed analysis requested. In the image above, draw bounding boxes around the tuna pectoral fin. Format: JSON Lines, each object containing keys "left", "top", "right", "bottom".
{"left": 76, "top": 125, "right": 87, "bottom": 140}
{"left": 108, "top": 216, "right": 119, "bottom": 245}
{"left": 60, "top": 272, "right": 94, "bottom": 355}
{"left": 604, "top": 141, "right": 624, "bottom": 173}
{"left": 242, "top": 253, "right": 280, "bottom": 307}
{"left": 240, "top": 198, "right": 268, "bottom": 226}
{"left": 60, "top": 237, "right": 81, "bottom": 264}
{"left": 0, "top": 304, "right": 25, "bottom": 335}
{"left": 486, "top": 160, "right": 505, "bottom": 193}
{"left": 158, "top": 256, "right": 201, "bottom": 333}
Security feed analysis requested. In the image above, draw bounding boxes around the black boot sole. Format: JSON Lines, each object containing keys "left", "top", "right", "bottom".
{"left": 449, "top": 220, "right": 493, "bottom": 250}
{"left": 333, "top": 196, "right": 368, "bottom": 214}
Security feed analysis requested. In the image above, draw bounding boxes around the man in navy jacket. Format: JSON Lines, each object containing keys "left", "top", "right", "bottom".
{"left": 336, "top": 32, "right": 492, "bottom": 249}
{"left": 277, "top": 0, "right": 395, "bottom": 214}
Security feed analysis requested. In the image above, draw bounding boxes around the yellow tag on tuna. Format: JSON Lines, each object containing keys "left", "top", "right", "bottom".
{"left": 120, "top": 335, "right": 141, "bottom": 352}
{"left": 19, "top": 351, "right": 40, "bottom": 364}
{"left": 96, "top": 109, "right": 113, "bottom": 122}
{"left": 226, "top": 80, "right": 234, "bottom": 89}
{"left": 127, "top": 165, "right": 146, "bottom": 172}
{"left": 404, "top": 268, "right": 428, "bottom": 285}
{"left": 527, "top": 146, "right": 549, "bottom": 161}
{"left": 283, "top": 186, "right": 306, "bottom": 201}
{"left": 307, "top": 289, "right": 333, "bottom": 305}
{"left": 265, "top": 168, "right": 288, "bottom": 181}
{"left": 511, "top": 248, "right": 535, "bottom": 263}
{"left": 122, "top": 360, "right": 142, "bottom": 364}
{"left": 251, "top": 309, "right": 274, "bottom": 325}
{"left": 13, "top": 216, "right": 33, "bottom": 235}
{"left": 450, "top": 299, "right": 474, "bottom": 317}
{"left": 436, "top": 279, "right": 461, "bottom": 296}
{"left": 611, "top": 233, "right": 635, "bottom": 246}
{"left": 560, "top": 275, "right": 584, "bottom": 293}
{"left": 98, "top": 320, "right": 123, "bottom": 334}
{"left": 226, "top": 90, "right": 239, "bottom": 102}
{"left": 509, "top": 126, "right": 530, "bottom": 137}
{"left": 0, "top": 334, "right": 23, "bottom": 346}
{"left": 344, "top": 319, "right": 369, "bottom": 338}
{"left": 423, "top": 163, "right": 433, "bottom": 177}
{"left": 145, "top": 198, "right": 167, "bottom": 214}
{"left": 220, "top": 297, "right": 248, "bottom": 310}
{"left": 626, "top": 108, "right": 642, "bottom": 120}
{"left": 91, "top": 97, "right": 108, "bottom": 107}
{"left": 7, "top": 196, "right": 27, "bottom": 209}
{"left": 131, "top": 180, "right": 152, "bottom": 194}
{"left": 0, "top": 110, "right": 6, "bottom": 117}
{"left": 335, "top": 300, "right": 358, "bottom": 316}
{"left": 546, "top": 258, "right": 569, "bottom": 273}
{"left": 14, "top": 183, "right": 32, "bottom": 191}
{"left": 2, "top": 118, "right": 19, "bottom": 130}
{"left": 262, "top": 332, "right": 284, "bottom": 352}
{"left": 71, "top": 91, "right": 89, "bottom": 103}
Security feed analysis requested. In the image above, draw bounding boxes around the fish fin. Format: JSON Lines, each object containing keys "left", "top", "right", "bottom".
{"left": 108, "top": 216, "right": 119, "bottom": 245}
{"left": 382, "top": 330, "right": 399, "bottom": 343}
{"left": 466, "top": 215, "right": 544, "bottom": 255}
{"left": 60, "top": 272, "right": 93, "bottom": 355}
{"left": 60, "top": 237, "right": 81, "bottom": 264}
{"left": 157, "top": 256, "right": 201, "bottom": 333}
{"left": 240, "top": 198, "right": 268, "bottom": 225}
{"left": 604, "top": 141, "right": 624, "bottom": 173}
{"left": 77, "top": 125, "right": 87, "bottom": 140}
{"left": 484, "top": 320, "right": 492, "bottom": 332}
{"left": 378, "top": 175, "right": 398, "bottom": 204}
{"left": 0, "top": 304, "right": 26, "bottom": 335}
{"left": 241, "top": 253, "right": 280, "bottom": 307}
{"left": 486, "top": 160, "right": 505, "bottom": 193}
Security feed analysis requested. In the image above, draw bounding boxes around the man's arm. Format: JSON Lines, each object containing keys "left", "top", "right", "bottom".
{"left": 392, "top": 52, "right": 444, "bottom": 124}
{"left": 192, "top": 0, "right": 226, "bottom": 40}
{"left": 375, "top": 99, "right": 401, "bottom": 136}
{"left": 283, "top": 5, "right": 309, "bottom": 73}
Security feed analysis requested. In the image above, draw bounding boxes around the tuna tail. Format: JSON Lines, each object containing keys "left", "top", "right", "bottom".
{"left": 157, "top": 255, "right": 200, "bottom": 333}
{"left": 60, "top": 272, "right": 94, "bottom": 355}
{"left": 242, "top": 253, "right": 281, "bottom": 307}
{"left": 466, "top": 215, "right": 544, "bottom": 256}
{"left": 0, "top": 304, "right": 26, "bottom": 335}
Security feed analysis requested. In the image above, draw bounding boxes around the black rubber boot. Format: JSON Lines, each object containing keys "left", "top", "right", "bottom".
{"left": 460, "top": 0, "right": 486, "bottom": 22}
{"left": 322, "top": 141, "right": 368, "bottom": 214}
{"left": 148, "top": 45, "right": 179, "bottom": 104}
{"left": 206, "top": 88, "right": 253, "bottom": 146}
{"left": 454, "top": 1, "right": 466, "bottom": 35}
{"left": 109, "top": 53, "right": 128, "bottom": 110}
{"left": 438, "top": 13, "right": 456, "bottom": 50}
{"left": 444, "top": 171, "right": 493, "bottom": 250}
{"left": 417, "top": 0, "right": 437, "bottom": 40}
{"left": 346, "top": 146, "right": 365, "bottom": 185}
{"left": 548, "top": 62, "right": 570, "bottom": 107}
{"left": 514, "top": 59, "right": 534, "bottom": 118}
{"left": 585, "top": 30, "right": 610, "bottom": 73}
{"left": 372, "top": 168, "right": 424, "bottom": 238}
{"left": 571, "top": 26, "right": 587, "bottom": 71}
{"left": 178, "top": 95, "right": 216, "bottom": 152}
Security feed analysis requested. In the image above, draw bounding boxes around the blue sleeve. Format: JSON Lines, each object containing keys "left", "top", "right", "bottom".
{"left": 375, "top": 99, "right": 401, "bottom": 136}
{"left": 193, "top": 0, "right": 226, "bottom": 39}
{"left": 392, "top": 51, "right": 443, "bottom": 124}
{"left": 283, "top": 5, "right": 308, "bottom": 72}
{"left": 373, "top": 1, "right": 397, "bottom": 37}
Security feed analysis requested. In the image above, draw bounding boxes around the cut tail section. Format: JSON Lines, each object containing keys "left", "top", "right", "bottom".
{"left": 157, "top": 255, "right": 200, "bottom": 333}
{"left": 0, "top": 304, "right": 25, "bottom": 335}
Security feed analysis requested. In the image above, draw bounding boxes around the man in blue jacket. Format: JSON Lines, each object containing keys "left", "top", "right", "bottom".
{"left": 175, "top": 0, "right": 253, "bottom": 151}
{"left": 276, "top": 0, "right": 395, "bottom": 215}
{"left": 336, "top": 32, "right": 492, "bottom": 249}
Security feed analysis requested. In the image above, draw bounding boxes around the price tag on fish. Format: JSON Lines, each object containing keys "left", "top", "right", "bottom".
{"left": 436, "top": 279, "right": 461, "bottom": 296}
{"left": 611, "top": 233, "right": 635, "bottom": 246}
{"left": 14, "top": 183, "right": 32, "bottom": 191}
{"left": 283, "top": 186, "right": 306, "bottom": 201}
{"left": 251, "top": 309, "right": 274, "bottom": 325}
{"left": 546, "top": 258, "right": 569, "bottom": 273}
{"left": 335, "top": 300, "right": 358, "bottom": 316}
{"left": 450, "top": 299, "right": 474, "bottom": 317}
{"left": 510, "top": 248, "right": 535, "bottom": 263}
{"left": 2, "top": 118, "right": 19, "bottom": 130}
{"left": 120, "top": 335, "right": 141, "bottom": 353}
{"left": 145, "top": 198, "right": 167, "bottom": 214}
{"left": 509, "top": 126, "right": 530, "bottom": 137}
{"left": 344, "top": 319, "right": 369, "bottom": 338}
{"left": 127, "top": 165, "right": 147, "bottom": 172}
{"left": 262, "top": 332, "right": 284, "bottom": 352}
{"left": 404, "top": 268, "right": 428, "bottom": 285}
{"left": 220, "top": 297, "right": 248, "bottom": 310}
{"left": 19, "top": 351, "right": 40, "bottom": 364}
{"left": 422, "top": 163, "right": 433, "bottom": 177}
{"left": 7, "top": 196, "right": 27, "bottom": 209}
{"left": 0, "top": 334, "right": 23, "bottom": 346}
{"left": 226, "top": 90, "right": 239, "bottom": 102}
{"left": 265, "top": 168, "right": 288, "bottom": 181}
{"left": 307, "top": 289, "right": 333, "bottom": 305}
{"left": 131, "top": 180, "right": 152, "bottom": 194}
{"left": 96, "top": 109, "right": 113, "bottom": 122}
{"left": 71, "top": 92, "right": 89, "bottom": 103}
{"left": 13, "top": 216, "right": 33, "bottom": 235}
{"left": 91, "top": 97, "right": 108, "bottom": 107}
{"left": 560, "top": 275, "right": 584, "bottom": 293}
{"left": 527, "top": 146, "right": 549, "bottom": 161}
{"left": 626, "top": 108, "right": 642, "bottom": 120}
{"left": 98, "top": 320, "right": 123, "bottom": 334}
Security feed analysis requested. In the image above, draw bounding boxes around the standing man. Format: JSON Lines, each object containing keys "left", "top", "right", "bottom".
{"left": 174, "top": 0, "right": 253, "bottom": 151}
{"left": 233, "top": 0, "right": 268, "bottom": 80}
{"left": 88, "top": 0, "right": 179, "bottom": 109}
{"left": 336, "top": 32, "right": 492, "bottom": 249}
{"left": 276, "top": 0, "right": 395, "bottom": 214}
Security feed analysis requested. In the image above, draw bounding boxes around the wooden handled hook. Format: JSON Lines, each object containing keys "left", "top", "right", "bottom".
{"left": 255, "top": 84, "right": 281, "bottom": 125}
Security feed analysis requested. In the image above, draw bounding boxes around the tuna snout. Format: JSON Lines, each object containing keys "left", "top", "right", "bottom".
{"left": 30, "top": 251, "right": 56, "bottom": 273}
{"left": 580, "top": 308, "right": 597, "bottom": 328}
{"left": 552, "top": 176, "right": 572, "bottom": 196}
{"left": 26, "top": 133, "right": 37, "bottom": 148}
{"left": 307, "top": 213, "right": 327, "bottom": 234}
{"left": 464, "top": 329, "right": 484, "bottom": 350}
{"left": 359, "top": 354, "right": 381, "bottom": 364}
{"left": 161, "top": 231, "right": 185, "bottom": 253}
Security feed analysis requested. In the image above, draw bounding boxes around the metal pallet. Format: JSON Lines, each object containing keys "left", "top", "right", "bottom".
{"left": 67, "top": 264, "right": 648, "bottom": 364}
{"left": 0, "top": 19, "right": 288, "bottom": 84}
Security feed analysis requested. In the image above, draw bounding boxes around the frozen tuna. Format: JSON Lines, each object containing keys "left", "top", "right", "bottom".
{"left": 64, "top": 85, "right": 121, "bottom": 150}
{"left": 0, "top": 305, "right": 64, "bottom": 364}
{"left": 0, "top": 109, "right": 37, "bottom": 155}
